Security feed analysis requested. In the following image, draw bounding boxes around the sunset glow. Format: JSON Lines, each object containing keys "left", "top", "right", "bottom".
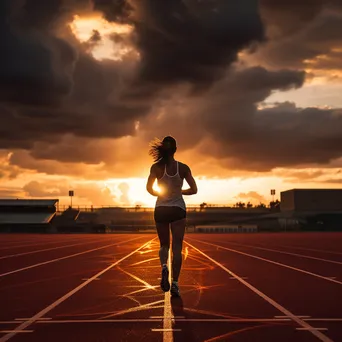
{"left": 2, "top": 2, "right": 342, "bottom": 208}
{"left": 69, "top": 14, "right": 136, "bottom": 61}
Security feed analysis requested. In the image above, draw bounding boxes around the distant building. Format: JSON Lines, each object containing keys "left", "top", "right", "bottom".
{"left": 278, "top": 189, "right": 342, "bottom": 231}
{"left": 280, "top": 189, "right": 342, "bottom": 212}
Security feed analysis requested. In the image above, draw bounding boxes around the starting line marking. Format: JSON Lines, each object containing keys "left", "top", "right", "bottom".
{"left": 2, "top": 318, "right": 342, "bottom": 324}
{"left": 150, "top": 316, "right": 185, "bottom": 319}
{"left": 36, "top": 318, "right": 291, "bottom": 323}
{"left": 1, "top": 317, "right": 342, "bottom": 325}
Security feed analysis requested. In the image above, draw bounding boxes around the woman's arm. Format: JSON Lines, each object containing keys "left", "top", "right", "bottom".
{"left": 182, "top": 165, "right": 198, "bottom": 195}
{"left": 146, "top": 165, "right": 158, "bottom": 196}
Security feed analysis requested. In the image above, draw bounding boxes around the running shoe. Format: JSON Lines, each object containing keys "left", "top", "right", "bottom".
{"left": 171, "top": 282, "right": 181, "bottom": 297}
{"left": 160, "top": 265, "right": 170, "bottom": 292}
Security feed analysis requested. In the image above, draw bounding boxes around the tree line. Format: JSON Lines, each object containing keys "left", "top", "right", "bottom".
{"left": 199, "top": 200, "right": 280, "bottom": 211}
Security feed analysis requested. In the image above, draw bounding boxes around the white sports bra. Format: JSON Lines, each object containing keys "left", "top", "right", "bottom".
{"left": 155, "top": 162, "right": 186, "bottom": 210}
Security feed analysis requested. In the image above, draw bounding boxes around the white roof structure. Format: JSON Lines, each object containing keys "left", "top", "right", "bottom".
{"left": 0, "top": 199, "right": 58, "bottom": 207}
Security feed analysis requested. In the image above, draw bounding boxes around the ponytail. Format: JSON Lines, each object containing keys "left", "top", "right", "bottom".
{"left": 149, "top": 136, "right": 177, "bottom": 164}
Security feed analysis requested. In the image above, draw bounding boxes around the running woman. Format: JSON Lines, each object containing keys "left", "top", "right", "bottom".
{"left": 146, "top": 136, "right": 198, "bottom": 297}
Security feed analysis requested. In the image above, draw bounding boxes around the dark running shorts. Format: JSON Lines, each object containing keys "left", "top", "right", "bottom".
{"left": 154, "top": 206, "right": 186, "bottom": 224}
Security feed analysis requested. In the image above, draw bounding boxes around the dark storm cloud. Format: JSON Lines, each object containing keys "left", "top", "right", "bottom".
{"left": 2, "top": 0, "right": 342, "bottom": 177}
{"left": 0, "top": 0, "right": 266, "bottom": 160}
{"left": 93, "top": 0, "right": 133, "bottom": 22}
{"left": 140, "top": 67, "right": 305, "bottom": 147}
{"left": 0, "top": 0, "right": 77, "bottom": 106}
{"left": 114, "top": 0, "right": 265, "bottom": 86}
{"left": 256, "top": 0, "right": 342, "bottom": 69}
{"left": 259, "top": 0, "right": 326, "bottom": 37}
{"left": 208, "top": 102, "right": 342, "bottom": 171}
{"left": 141, "top": 66, "right": 342, "bottom": 172}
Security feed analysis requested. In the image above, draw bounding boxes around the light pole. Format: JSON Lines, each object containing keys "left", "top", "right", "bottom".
{"left": 69, "top": 190, "right": 74, "bottom": 208}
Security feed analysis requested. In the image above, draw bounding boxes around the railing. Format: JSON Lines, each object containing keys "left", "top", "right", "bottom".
{"left": 56, "top": 204, "right": 270, "bottom": 213}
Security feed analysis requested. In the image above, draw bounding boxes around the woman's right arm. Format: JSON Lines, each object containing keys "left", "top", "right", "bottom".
{"left": 146, "top": 165, "right": 158, "bottom": 196}
{"left": 182, "top": 165, "right": 198, "bottom": 195}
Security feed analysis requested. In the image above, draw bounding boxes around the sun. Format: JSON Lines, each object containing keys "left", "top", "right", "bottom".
{"left": 127, "top": 179, "right": 161, "bottom": 207}
{"left": 69, "top": 14, "right": 138, "bottom": 61}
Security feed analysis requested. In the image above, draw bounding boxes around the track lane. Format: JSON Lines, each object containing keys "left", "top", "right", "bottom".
{"left": 9, "top": 238, "right": 324, "bottom": 342}
{"left": 0, "top": 236, "right": 143, "bottom": 276}
{"left": 188, "top": 236, "right": 342, "bottom": 284}
{"left": 0, "top": 236, "right": 152, "bottom": 322}
{"left": 187, "top": 236, "right": 342, "bottom": 341}
{"left": 1, "top": 233, "right": 341, "bottom": 342}
{"left": 0, "top": 237, "right": 156, "bottom": 342}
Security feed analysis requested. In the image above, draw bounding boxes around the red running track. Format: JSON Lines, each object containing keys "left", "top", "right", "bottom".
{"left": 0, "top": 232, "right": 341, "bottom": 342}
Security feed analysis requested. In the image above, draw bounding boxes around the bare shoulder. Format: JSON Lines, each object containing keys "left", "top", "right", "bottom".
{"left": 150, "top": 163, "right": 158, "bottom": 173}
{"left": 151, "top": 162, "right": 164, "bottom": 178}
{"left": 178, "top": 162, "right": 191, "bottom": 178}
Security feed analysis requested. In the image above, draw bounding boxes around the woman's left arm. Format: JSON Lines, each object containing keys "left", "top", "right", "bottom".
{"left": 146, "top": 165, "right": 158, "bottom": 196}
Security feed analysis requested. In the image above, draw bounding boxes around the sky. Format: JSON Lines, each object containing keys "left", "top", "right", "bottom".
{"left": 1, "top": 0, "right": 342, "bottom": 207}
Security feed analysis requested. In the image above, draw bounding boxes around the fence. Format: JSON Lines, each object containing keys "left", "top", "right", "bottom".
{"left": 56, "top": 204, "right": 239, "bottom": 213}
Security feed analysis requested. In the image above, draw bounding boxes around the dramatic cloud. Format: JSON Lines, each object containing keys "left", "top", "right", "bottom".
{"left": 1, "top": 0, "right": 342, "bottom": 187}
{"left": 23, "top": 180, "right": 117, "bottom": 205}
{"left": 118, "top": 182, "right": 130, "bottom": 204}
{"left": 252, "top": 1, "right": 342, "bottom": 70}
{"left": 127, "top": 0, "right": 264, "bottom": 87}
{"left": 237, "top": 191, "right": 266, "bottom": 204}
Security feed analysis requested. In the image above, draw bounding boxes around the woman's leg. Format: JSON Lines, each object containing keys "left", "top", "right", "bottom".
{"left": 156, "top": 222, "right": 170, "bottom": 266}
{"left": 170, "top": 218, "right": 186, "bottom": 282}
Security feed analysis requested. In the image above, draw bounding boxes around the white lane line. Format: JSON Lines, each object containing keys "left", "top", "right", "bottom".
{"left": 39, "top": 319, "right": 160, "bottom": 323}
{"left": 0, "top": 236, "right": 142, "bottom": 278}
{"left": 150, "top": 316, "right": 185, "bottom": 319}
{"left": 0, "top": 239, "right": 83, "bottom": 251}
{"left": 281, "top": 245, "right": 342, "bottom": 256}
{"left": 100, "top": 300, "right": 164, "bottom": 319}
{"left": 229, "top": 277, "right": 248, "bottom": 280}
{"left": 0, "top": 238, "right": 108, "bottom": 260}
{"left": 307, "top": 319, "right": 342, "bottom": 322}
{"left": 161, "top": 250, "right": 175, "bottom": 341}
{"left": 119, "top": 268, "right": 156, "bottom": 290}
{"left": 275, "top": 315, "right": 311, "bottom": 318}
{"left": 297, "top": 328, "right": 328, "bottom": 331}
{"left": 36, "top": 318, "right": 291, "bottom": 323}
{"left": 8, "top": 317, "right": 342, "bottom": 324}
{"left": 188, "top": 238, "right": 342, "bottom": 287}
{"left": 152, "top": 329, "right": 181, "bottom": 332}
{"left": 0, "top": 238, "right": 155, "bottom": 342}
{"left": 15, "top": 318, "right": 51, "bottom": 321}
{"left": 224, "top": 242, "right": 342, "bottom": 265}
{"left": 185, "top": 241, "right": 333, "bottom": 342}
{"left": 81, "top": 278, "right": 100, "bottom": 281}
{"left": 0, "top": 331, "right": 33, "bottom": 334}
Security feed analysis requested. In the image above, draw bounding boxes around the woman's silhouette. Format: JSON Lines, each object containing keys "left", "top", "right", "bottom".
{"left": 146, "top": 136, "right": 197, "bottom": 296}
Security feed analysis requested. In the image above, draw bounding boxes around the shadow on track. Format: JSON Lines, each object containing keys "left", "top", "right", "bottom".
{"left": 171, "top": 296, "right": 196, "bottom": 341}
